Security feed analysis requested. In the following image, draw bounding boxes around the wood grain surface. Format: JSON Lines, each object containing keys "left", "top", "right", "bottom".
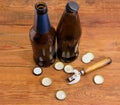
{"left": 0, "top": 0, "right": 120, "bottom": 105}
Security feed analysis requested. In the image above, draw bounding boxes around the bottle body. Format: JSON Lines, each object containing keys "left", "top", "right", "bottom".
{"left": 29, "top": 2, "right": 56, "bottom": 67}
{"left": 57, "top": 1, "right": 81, "bottom": 62}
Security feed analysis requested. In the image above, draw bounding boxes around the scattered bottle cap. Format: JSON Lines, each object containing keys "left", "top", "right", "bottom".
{"left": 81, "top": 52, "right": 94, "bottom": 64}
{"left": 41, "top": 77, "right": 52, "bottom": 87}
{"left": 82, "top": 54, "right": 91, "bottom": 63}
{"left": 56, "top": 90, "right": 66, "bottom": 100}
{"left": 86, "top": 52, "right": 94, "bottom": 60}
{"left": 93, "top": 75, "right": 104, "bottom": 85}
{"left": 54, "top": 61, "right": 64, "bottom": 70}
{"left": 64, "top": 65, "right": 74, "bottom": 73}
{"left": 33, "top": 67, "right": 42, "bottom": 76}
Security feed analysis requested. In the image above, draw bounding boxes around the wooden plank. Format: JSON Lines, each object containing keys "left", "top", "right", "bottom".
{"left": 0, "top": 65, "right": 119, "bottom": 105}
{"left": 0, "top": 0, "right": 120, "bottom": 27}
{"left": 0, "top": 25, "right": 119, "bottom": 68}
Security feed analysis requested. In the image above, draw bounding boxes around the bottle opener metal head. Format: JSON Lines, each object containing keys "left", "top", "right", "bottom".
{"left": 67, "top": 69, "right": 84, "bottom": 85}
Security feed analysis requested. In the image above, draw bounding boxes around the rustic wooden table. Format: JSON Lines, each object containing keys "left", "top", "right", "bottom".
{"left": 0, "top": 0, "right": 120, "bottom": 105}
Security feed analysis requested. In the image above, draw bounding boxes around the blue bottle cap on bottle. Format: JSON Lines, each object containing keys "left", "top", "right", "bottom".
{"left": 66, "top": 1, "right": 79, "bottom": 12}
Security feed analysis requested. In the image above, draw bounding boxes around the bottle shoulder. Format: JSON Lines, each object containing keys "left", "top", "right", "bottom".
{"left": 56, "top": 11, "right": 81, "bottom": 39}
{"left": 29, "top": 26, "right": 56, "bottom": 44}
{"left": 30, "top": 26, "right": 55, "bottom": 35}
{"left": 57, "top": 11, "right": 80, "bottom": 29}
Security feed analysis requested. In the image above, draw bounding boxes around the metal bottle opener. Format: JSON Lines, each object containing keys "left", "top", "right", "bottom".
{"left": 68, "top": 57, "right": 112, "bottom": 85}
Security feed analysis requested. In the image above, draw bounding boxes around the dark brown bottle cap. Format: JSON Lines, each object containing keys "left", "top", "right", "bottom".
{"left": 35, "top": 2, "right": 48, "bottom": 14}
{"left": 66, "top": 1, "right": 79, "bottom": 12}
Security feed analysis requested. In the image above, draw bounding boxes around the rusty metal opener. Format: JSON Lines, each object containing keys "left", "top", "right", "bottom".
{"left": 68, "top": 57, "right": 112, "bottom": 85}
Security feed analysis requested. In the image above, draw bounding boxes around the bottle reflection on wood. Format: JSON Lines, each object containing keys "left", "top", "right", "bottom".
{"left": 57, "top": 1, "right": 82, "bottom": 63}
{"left": 29, "top": 2, "right": 56, "bottom": 67}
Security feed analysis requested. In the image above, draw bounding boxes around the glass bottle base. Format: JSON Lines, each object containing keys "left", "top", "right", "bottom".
{"left": 57, "top": 51, "right": 79, "bottom": 63}
{"left": 33, "top": 54, "right": 56, "bottom": 67}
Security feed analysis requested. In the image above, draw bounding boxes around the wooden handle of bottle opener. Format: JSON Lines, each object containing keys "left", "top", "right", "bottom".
{"left": 84, "top": 57, "right": 112, "bottom": 74}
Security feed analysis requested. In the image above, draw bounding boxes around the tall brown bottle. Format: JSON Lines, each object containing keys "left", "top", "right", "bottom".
{"left": 57, "top": 1, "right": 81, "bottom": 63}
{"left": 29, "top": 2, "right": 56, "bottom": 67}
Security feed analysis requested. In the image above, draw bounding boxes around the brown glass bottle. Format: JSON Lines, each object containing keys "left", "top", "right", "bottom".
{"left": 29, "top": 2, "right": 56, "bottom": 67}
{"left": 57, "top": 1, "right": 82, "bottom": 63}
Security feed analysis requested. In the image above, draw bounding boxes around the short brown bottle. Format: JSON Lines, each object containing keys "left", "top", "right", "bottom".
{"left": 57, "top": 1, "right": 82, "bottom": 63}
{"left": 29, "top": 2, "right": 56, "bottom": 67}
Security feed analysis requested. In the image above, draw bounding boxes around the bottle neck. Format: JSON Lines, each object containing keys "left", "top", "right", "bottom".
{"left": 34, "top": 11, "right": 51, "bottom": 34}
